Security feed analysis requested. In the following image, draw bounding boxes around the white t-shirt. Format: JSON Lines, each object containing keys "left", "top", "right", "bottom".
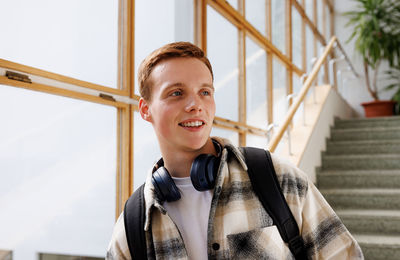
{"left": 163, "top": 177, "right": 213, "bottom": 260}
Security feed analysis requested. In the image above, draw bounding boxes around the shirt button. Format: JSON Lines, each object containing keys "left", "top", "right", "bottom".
{"left": 212, "top": 243, "right": 220, "bottom": 250}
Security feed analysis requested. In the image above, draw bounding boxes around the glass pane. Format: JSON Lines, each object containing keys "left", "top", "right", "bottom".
{"left": 0, "top": 85, "right": 116, "bottom": 260}
{"left": 208, "top": 6, "right": 239, "bottom": 121}
{"left": 133, "top": 112, "right": 161, "bottom": 190}
{"left": 317, "top": 41, "right": 325, "bottom": 85}
{"left": 39, "top": 253, "right": 103, "bottom": 260}
{"left": 304, "top": 0, "right": 313, "bottom": 21}
{"left": 325, "top": 6, "right": 331, "bottom": 39}
{"left": 273, "top": 59, "right": 287, "bottom": 126}
{"left": 226, "top": 0, "right": 238, "bottom": 10}
{"left": 292, "top": 73, "right": 304, "bottom": 124}
{"left": 318, "top": 0, "right": 324, "bottom": 38}
{"left": 135, "top": 0, "right": 194, "bottom": 96}
{"left": 211, "top": 127, "right": 239, "bottom": 147}
{"left": 247, "top": 134, "right": 269, "bottom": 149}
{"left": 246, "top": 37, "right": 268, "bottom": 130}
{"left": 246, "top": 0, "right": 267, "bottom": 37}
{"left": 306, "top": 26, "right": 315, "bottom": 73}
{"left": 0, "top": 0, "right": 118, "bottom": 88}
{"left": 271, "top": 0, "right": 286, "bottom": 54}
{"left": 292, "top": 7, "right": 303, "bottom": 70}
{"left": 293, "top": 72, "right": 302, "bottom": 94}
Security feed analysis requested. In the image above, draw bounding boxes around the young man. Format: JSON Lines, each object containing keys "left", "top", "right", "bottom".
{"left": 107, "top": 42, "right": 363, "bottom": 259}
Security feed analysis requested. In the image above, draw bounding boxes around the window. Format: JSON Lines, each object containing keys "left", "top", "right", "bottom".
{"left": 207, "top": 6, "right": 239, "bottom": 122}
{"left": 0, "top": 1, "right": 335, "bottom": 257}
{"left": 0, "top": 86, "right": 116, "bottom": 259}
{"left": 134, "top": 0, "right": 194, "bottom": 95}
{"left": 271, "top": 0, "right": 286, "bottom": 54}
{"left": 246, "top": 0, "right": 267, "bottom": 37}
{"left": 211, "top": 128, "right": 239, "bottom": 147}
{"left": 273, "top": 59, "right": 287, "bottom": 125}
{"left": 133, "top": 112, "right": 160, "bottom": 190}
{"left": 292, "top": 7, "right": 303, "bottom": 70}
{"left": 246, "top": 37, "right": 268, "bottom": 130}
{"left": 0, "top": 0, "right": 118, "bottom": 88}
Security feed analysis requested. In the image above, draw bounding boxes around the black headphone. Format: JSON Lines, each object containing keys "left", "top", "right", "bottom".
{"left": 151, "top": 141, "right": 222, "bottom": 202}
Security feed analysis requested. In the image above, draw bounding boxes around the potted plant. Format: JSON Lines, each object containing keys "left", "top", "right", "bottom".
{"left": 385, "top": 65, "right": 400, "bottom": 115}
{"left": 345, "top": 0, "right": 400, "bottom": 117}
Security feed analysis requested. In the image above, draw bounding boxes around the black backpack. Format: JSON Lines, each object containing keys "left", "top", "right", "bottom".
{"left": 123, "top": 147, "right": 308, "bottom": 260}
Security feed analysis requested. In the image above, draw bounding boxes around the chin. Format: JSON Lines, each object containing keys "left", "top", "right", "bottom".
{"left": 185, "top": 138, "right": 210, "bottom": 151}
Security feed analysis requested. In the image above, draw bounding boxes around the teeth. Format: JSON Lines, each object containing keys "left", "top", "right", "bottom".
{"left": 181, "top": 121, "right": 203, "bottom": 127}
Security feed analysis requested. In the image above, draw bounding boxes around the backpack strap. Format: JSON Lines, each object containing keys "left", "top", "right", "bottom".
{"left": 124, "top": 184, "right": 147, "bottom": 260}
{"left": 242, "top": 147, "right": 308, "bottom": 260}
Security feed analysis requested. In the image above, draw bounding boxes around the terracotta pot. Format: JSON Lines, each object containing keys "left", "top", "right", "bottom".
{"left": 361, "top": 100, "right": 396, "bottom": 117}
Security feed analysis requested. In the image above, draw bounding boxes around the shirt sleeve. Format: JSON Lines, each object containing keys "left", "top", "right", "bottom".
{"left": 106, "top": 212, "right": 132, "bottom": 260}
{"left": 301, "top": 181, "right": 364, "bottom": 259}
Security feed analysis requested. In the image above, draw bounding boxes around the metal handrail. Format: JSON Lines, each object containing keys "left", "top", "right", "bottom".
{"left": 335, "top": 41, "right": 360, "bottom": 78}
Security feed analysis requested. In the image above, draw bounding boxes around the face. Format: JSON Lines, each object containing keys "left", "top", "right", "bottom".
{"left": 139, "top": 57, "right": 216, "bottom": 155}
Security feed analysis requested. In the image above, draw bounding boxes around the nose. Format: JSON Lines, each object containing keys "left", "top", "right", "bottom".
{"left": 184, "top": 94, "right": 202, "bottom": 113}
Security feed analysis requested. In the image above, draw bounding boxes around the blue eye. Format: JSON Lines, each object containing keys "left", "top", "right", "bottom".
{"left": 171, "top": 90, "right": 182, "bottom": 96}
{"left": 201, "top": 90, "right": 211, "bottom": 96}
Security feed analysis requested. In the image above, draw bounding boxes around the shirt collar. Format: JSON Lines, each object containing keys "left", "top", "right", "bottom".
{"left": 142, "top": 137, "right": 248, "bottom": 231}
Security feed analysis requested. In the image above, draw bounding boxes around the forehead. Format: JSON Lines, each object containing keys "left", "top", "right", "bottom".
{"left": 150, "top": 57, "right": 212, "bottom": 83}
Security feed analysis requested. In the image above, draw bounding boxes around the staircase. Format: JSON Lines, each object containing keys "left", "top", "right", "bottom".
{"left": 317, "top": 116, "right": 400, "bottom": 260}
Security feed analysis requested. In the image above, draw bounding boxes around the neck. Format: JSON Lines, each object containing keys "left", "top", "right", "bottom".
{"left": 162, "top": 138, "right": 217, "bottom": 178}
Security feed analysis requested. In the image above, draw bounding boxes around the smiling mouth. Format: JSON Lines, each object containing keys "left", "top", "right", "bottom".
{"left": 179, "top": 121, "right": 205, "bottom": 127}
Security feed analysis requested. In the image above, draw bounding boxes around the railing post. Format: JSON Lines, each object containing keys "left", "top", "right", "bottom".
{"left": 329, "top": 55, "right": 345, "bottom": 89}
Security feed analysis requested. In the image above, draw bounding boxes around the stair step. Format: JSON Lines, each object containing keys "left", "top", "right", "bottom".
{"left": 326, "top": 140, "right": 400, "bottom": 155}
{"left": 335, "top": 116, "right": 400, "bottom": 129}
{"left": 336, "top": 209, "right": 400, "bottom": 235}
{"left": 354, "top": 234, "right": 400, "bottom": 260}
{"left": 330, "top": 126, "right": 400, "bottom": 141}
{"left": 317, "top": 170, "right": 400, "bottom": 188}
{"left": 320, "top": 189, "right": 400, "bottom": 210}
{"left": 319, "top": 117, "right": 400, "bottom": 258}
{"left": 322, "top": 154, "right": 400, "bottom": 170}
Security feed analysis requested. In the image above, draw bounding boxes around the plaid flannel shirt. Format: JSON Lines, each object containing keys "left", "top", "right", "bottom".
{"left": 107, "top": 137, "right": 363, "bottom": 259}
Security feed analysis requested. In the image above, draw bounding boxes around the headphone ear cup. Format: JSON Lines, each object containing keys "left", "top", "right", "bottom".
{"left": 151, "top": 167, "right": 181, "bottom": 202}
{"left": 190, "top": 154, "right": 219, "bottom": 191}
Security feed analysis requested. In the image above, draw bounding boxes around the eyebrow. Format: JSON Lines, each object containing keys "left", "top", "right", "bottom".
{"left": 162, "top": 82, "right": 215, "bottom": 92}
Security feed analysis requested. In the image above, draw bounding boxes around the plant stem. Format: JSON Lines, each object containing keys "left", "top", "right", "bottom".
{"left": 364, "top": 60, "right": 379, "bottom": 101}
{"left": 372, "top": 59, "right": 381, "bottom": 100}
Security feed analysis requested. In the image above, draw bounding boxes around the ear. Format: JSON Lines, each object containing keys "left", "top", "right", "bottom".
{"left": 139, "top": 98, "right": 153, "bottom": 122}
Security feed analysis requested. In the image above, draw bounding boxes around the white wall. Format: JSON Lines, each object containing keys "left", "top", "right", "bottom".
{"left": 298, "top": 88, "right": 355, "bottom": 182}
{"left": 334, "top": 0, "right": 397, "bottom": 116}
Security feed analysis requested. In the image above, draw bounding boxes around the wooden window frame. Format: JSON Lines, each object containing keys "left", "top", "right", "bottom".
{"left": 1, "top": 0, "right": 335, "bottom": 218}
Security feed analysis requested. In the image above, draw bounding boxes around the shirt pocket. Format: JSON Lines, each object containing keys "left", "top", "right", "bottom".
{"left": 227, "top": 225, "right": 294, "bottom": 260}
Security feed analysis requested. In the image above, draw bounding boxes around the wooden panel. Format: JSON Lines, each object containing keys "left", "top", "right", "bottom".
{"left": 324, "top": 0, "right": 334, "bottom": 12}
{"left": 238, "top": 0, "right": 246, "bottom": 146}
{"left": 286, "top": 0, "right": 293, "bottom": 96}
{"left": 266, "top": 0, "right": 273, "bottom": 124}
{"left": 0, "top": 58, "right": 128, "bottom": 96}
{"left": 116, "top": 109, "right": 122, "bottom": 218}
{"left": 322, "top": 1, "right": 329, "bottom": 83}
{"left": 301, "top": 0, "right": 306, "bottom": 71}
{"left": 208, "top": 0, "right": 303, "bottom": 76}
{"left": 313, "top": 0, "right": 318, "bottom": 62}
{"left": 115, "top": 0, "right": 135, "bottom": 218}
{"left": 116, "top": 105, "right": 132, "bottom": 217}
{"left": 330, "top": 8, "right": 334, "bottom": 38}
{"left": 268, "top": 36, "right": 337, "bottom": 152}
{"left": 0, "top": 76, "right": 128, "bottom": 108}
{"left": 214, "top": 116, "right": 267, "bottom": 136}
{"left": 194, "top": 0, "right": 208, "bottom": 52}
{"left": 292, "top": 0, "right": 326, "bottom": 45}
{"left": 119, "top": 0, "right": 134, "bottom": 97}
{"left": 267, "top": 53, "right": 273, "bottom": 124}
